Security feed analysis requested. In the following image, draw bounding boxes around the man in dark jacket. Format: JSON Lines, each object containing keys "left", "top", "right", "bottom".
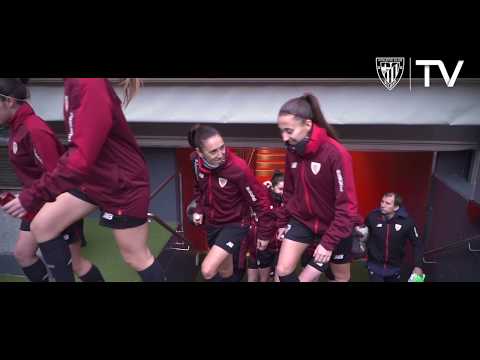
{"left": 365, "top": 192, "right": 424, "bottom": 282}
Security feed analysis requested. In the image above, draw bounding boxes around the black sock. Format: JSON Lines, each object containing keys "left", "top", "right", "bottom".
{"left": 22, "top": 259, "right": 49, "bottom": 282}
{"left": 79, "top": 264, "right": 105, "bottom": 282}
{"left": 207, "top": 274, "right": 224, "bottom": 282}
{"left": 221, "top": 274, "right": 237, "bottom": 282}
{"left": 38, "top": 236, "right": 75, "bottom": 282}
{"left": 325, "top": 267, "right": 336, "bottom": 281}
{"left": 138, "top": 258, "right": 166, "bottom": 282}
{"left": 223, "top": 270, "right": 245, "bottom": 282}
{"left": 279, "top": 272, "right": 299, "bottom": 282}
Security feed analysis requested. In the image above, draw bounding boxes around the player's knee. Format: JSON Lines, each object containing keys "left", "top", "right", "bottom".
{"left": 14, "top": 244, "right": 36, "bottom": 266}
{"left": 331, "top": 269, "right": 350, "bottom": 282}
{"left": 276, "top": 262, "right": 295, "bottom": 277}
{"left": 72, "top": 257, "right": 91, "bottom": 276}
{"left": 121, "top": 252, "right": 143, "bottom": 271}
{"left": 30, "top": 219, "right": 56, "bottom": 240}
{"left": 201, "top": 262, "right": 217, "bottom": 280}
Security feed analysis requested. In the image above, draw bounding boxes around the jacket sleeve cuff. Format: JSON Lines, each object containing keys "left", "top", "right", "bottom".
{"left": 19, "top": 191, "right": 40, "bottom": 213}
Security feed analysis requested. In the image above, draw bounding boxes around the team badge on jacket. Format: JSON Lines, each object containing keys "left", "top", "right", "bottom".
{"left": 311, "top": 162, "right": 321, "bottom": 175}
{"left": 218, "top": 177, "right": 228, "bottom": 188}
{"left": 12, "top": 141, "right": 18, "bottom": 155}
{"left": 395, "top": 224, "right": 402, "bottom": 231}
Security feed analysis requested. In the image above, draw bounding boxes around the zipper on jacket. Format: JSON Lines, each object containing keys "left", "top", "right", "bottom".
{"left": 384, "top": 223, "right": 391, "bottom": 269}
{"left": 208, "top": 175, "right": 214, "bottom": 220}
{"left": 301, "top": 162, "right": 319, "bottom": 234}
{"left": 301, "top": 162, "right": 313, "bottom": 215}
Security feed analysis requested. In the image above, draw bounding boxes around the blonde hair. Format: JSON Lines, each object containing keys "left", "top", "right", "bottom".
{"left": 119, "top": 78, "right": 142, "bottom": 108}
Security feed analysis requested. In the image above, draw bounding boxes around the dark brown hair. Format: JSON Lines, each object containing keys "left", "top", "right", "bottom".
{"left": 383, "top": 192, "right": 403, "bottom": 207}
{"left": 0, "top": 78, "right": 30, "bottom": 103}
{"left": 271, "top": 170, "right": 284, "bottom": 188}
{"left": 187, "top": 124, "right": 221, "bottom": 150}
{"left": 279, "top": 93, "right": 338, "bottom": 139}
{"left": 119, "top": 78, "right": 142, "bottom": 108}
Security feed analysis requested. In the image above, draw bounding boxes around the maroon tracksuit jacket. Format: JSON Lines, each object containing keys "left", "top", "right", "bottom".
{"left": 19, "top": 78, "right": 150, "bottom": 218}
{"left": 277, "top": 124, "right": 362, "bottom": 251}
{"left": 190, "top": 149, "right": 276, "bottom": 241}
{"left": 8, "top": 103, "right": 63, "bottom": 189}
{"left": 246, "top": 187, "right": 284, "bottom": 262}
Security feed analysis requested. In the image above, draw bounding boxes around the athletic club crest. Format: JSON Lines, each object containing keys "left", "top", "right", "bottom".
{"left": 12, "top": 141, "right": 18, "bottom": 155}
{"left": 395, "top": 224, "right": 402, "bottom": 231}
{"left": 218, "top": 177, "right": 228, "bottom": 188}
{"left": 376, "top": 57, "right": 405, "bottom": 91}
{"left": 311, "top": 162, "right": 321, "bottom": 175}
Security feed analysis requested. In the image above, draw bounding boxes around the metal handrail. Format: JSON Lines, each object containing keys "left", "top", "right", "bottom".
{"left": 247, "top": 148, "right": 256, "bottom": 167}
{"left": 149, "top": 173, "right": 177, "bottom": 200}
{"left": 148, "top": 212, "right": 191, "bottom": 248}
{"left": 468, "top": 236, "right": 480, "bottom": 252}
{"left": 148, "top": 173, "right": 192, "bottom": 251}
{"left": 423, "top": 234, "right": 480, "bottom": 263}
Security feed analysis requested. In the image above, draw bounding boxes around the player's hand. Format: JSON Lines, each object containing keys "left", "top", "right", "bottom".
{"left": 313, "top": 243, "right": 332, "bottom": 264}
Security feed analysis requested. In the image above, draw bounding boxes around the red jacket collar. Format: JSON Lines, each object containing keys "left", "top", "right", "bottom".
{"left": 10, "top": 103, "right": 34, "bottom": 133}
{"left": 303, "top": 124, "right": 329, "bottom": 157}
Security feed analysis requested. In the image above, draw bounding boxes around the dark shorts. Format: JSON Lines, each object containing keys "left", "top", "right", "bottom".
{"left": 300, "top": 252, "right": 330, "bottom": 272}
{"left": 69, "top": 189, "right": 148, "bottom": 230}
{"left": 20, "top": 218, "right": 87, "bottom": 247}
{"left": 286, "top": 217, "right": 353, "bottom": 265}
{"left": 367, "top": 261, "right": 401, "bottom": 282}
{"left": 247, "top": 249, "right": 276, "bottom": 270}
{"left": 206, "top": 223, "right": 250, "bottom": 255}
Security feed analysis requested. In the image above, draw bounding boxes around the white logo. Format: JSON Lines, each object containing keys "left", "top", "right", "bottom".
{"left": 199, "top": 172, "right": 204, "bottom": 179}
{"left": 336, "top": 170, "right": 344, "bottom": 192}
{"left": 64, "top": 96, "right": 69, "bottom": 113}
{"left": 311, "top": 162, "right": 321, "bottom": 175}
{"left": 226, "top": 241, "right": 234, "bottom": 249}
{"left": 416, "top": 60, "right": 464, "bottom": 87}
{"left": 315, "top": 261, "right": 324, "bottom": 267}
{"left": 67, "top": 112, "right": 74, "bottom": 143}
{"left": 102, "top": 212, "right": 114, "bottom": 221}
{"left": 334, "top": 254, "right": 344, "bottom": 260}
{"left": 285, "top": 224, "right": 292, "bottom": 235}
{"left": 218, "top": 177, "right": 228, "bottom": 188}
{"left": 33, "top": 148, "right": 43, "bottom": 165}
{"left": 414, "top": 226, "right": 419, "bottom": 238}
{"left": 376, "top": 57, "right": 405, "bottom": 91}
{"left": 245, "top": 186, "right": 257, "bottom": 202}
{"left": 291, "top": 162, "right": 298, "bottom": 169}
{"left": 12, "top": 141, "right": 18, "bottom": 155}
{"left": 395, "top": 224, "right": 402, "bottom": 231}
{"left": 376, "top": 223, "right": 383, "bottom": 228}
{"left": 63, "top": 234, "right": 70, "bottom": 241}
